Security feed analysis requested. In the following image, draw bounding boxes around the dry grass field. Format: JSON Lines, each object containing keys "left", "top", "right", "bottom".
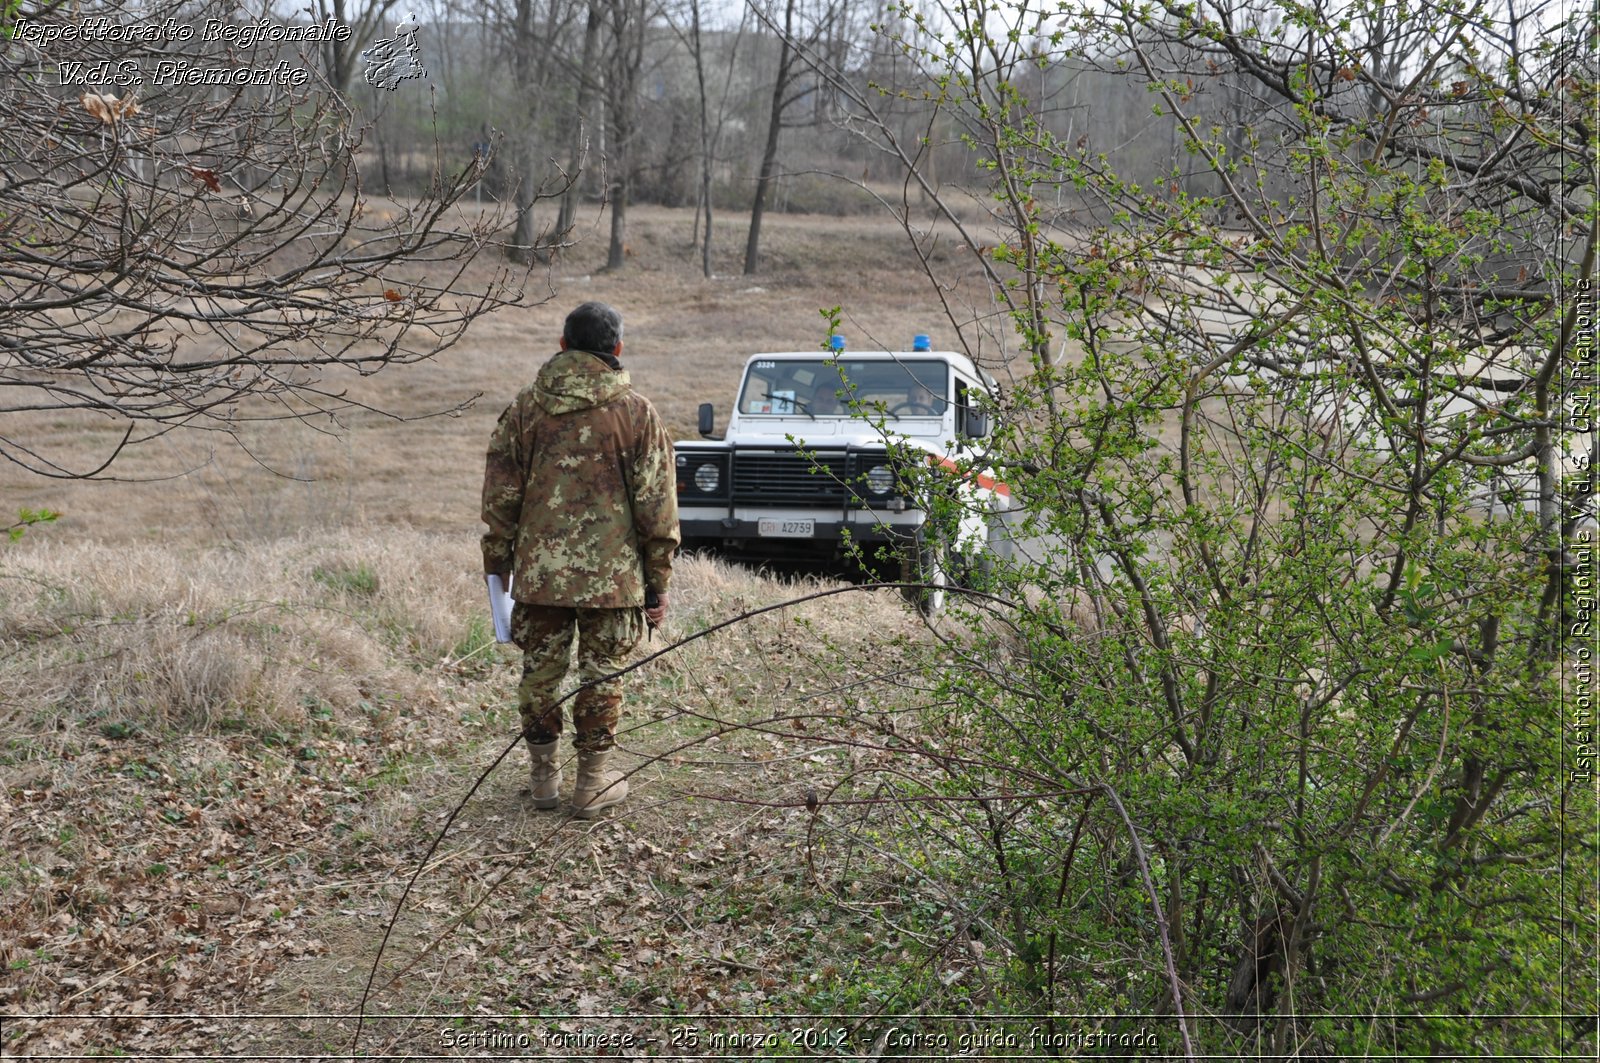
{"left": 0, "top": 204, "right": 1004, "bottom": 1056}
{"left": 2, "top": 204, "right": 1003, "bottom": 545}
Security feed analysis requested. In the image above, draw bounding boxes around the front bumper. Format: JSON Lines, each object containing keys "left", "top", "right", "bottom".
{"left": 679, "top": 507, "right": 925, "bottom": 561}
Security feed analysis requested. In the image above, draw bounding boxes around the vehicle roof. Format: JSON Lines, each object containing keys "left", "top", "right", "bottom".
{"left": 748, "top": 349, "right": 996, "bottom": 389}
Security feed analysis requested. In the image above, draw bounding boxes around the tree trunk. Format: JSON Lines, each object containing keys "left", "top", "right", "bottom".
{"left": 603, "top": 0, "right": 644, "bottom": 271}
{"left": 375, "top": 117, "right": 393, "bottom": 194}
{"left": 691, "top": 0, "right": 714, "bottom": 278}
{"left": 744, "top": 0, "right": 797, "bottom": 276}
{"left": 511, "top": 136, "right": 542, "bottom": 264}
{"left": 607, "top": 169, "right": 629, "bottom": 270}
{"left": 556, "top": 1, "right": 603, "bottom": 242}
{"left": 506, "top": 0, "right": 542, "bottom": 264}
{"left": 317, "top": 0, "right": 403, "bottom": 94}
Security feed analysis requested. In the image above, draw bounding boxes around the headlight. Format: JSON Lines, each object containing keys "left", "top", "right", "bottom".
{"left": 865, "top": 464, "right": 894, "bottom": 495}
{"left": 694, "top": 462, "right": 721, "bottom": 492}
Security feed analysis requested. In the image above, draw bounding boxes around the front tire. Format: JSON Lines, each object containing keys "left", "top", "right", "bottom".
{"left": 901, "top": 530, "right": 948, "bottom": 617}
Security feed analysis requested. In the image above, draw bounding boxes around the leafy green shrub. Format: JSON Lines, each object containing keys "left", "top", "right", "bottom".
{"left": 826, "top": 0, "right": 1596, "bottom": 1055}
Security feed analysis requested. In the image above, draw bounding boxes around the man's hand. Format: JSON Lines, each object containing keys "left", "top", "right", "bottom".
{"left": 644, "top": 591, "right": 669, "bottom": 628}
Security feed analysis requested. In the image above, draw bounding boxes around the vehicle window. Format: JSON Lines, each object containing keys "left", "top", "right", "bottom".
{"left": 738, "top": 359, "right": 950, "bottom": 416}
{"left": 956, "top": 378, "right": 979, "bottom": 436}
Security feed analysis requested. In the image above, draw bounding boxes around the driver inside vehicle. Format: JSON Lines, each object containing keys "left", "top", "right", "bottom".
{"left": 896, "top": 381, "right": 945, "bottom": 415}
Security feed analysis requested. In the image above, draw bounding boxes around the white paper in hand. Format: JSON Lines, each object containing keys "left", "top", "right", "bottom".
{"left": 486, "top": 574, "right": 514, "bottom": 643}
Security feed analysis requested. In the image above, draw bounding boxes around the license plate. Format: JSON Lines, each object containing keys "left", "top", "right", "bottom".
{"left": 758, "top": 518, "right": 814, "bottom": 538}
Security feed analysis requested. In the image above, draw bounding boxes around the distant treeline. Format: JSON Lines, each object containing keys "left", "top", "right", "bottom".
{"left": 345, "top": 3, "right": 1259, "bottom": 219}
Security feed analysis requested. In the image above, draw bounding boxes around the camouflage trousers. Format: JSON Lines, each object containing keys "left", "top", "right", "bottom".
{"left": 511, "top": 603, "right": 645, "bottom": 753}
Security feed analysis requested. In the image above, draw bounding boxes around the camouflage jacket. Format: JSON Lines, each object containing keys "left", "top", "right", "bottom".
{"left": 481, "top": 348, "right": 680, "bottom": 607}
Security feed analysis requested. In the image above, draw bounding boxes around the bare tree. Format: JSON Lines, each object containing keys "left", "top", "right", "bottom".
{"left": 688, "top": 0, "right": 716, "bottom": 275}
{"left": 498, "top": 0, "right": 587, "bottom": 262}
{"left": 742, "top": 0, "right": 799, "bottom": 274}
{"left": 311, "top": 0, "right": 406, "bottom": 92}
{"left": 600, "top": 0, "right": 649, "bottom": 270}
{"left": 1, "top": 0, "right": 549, "bottom": 479}
{"left": 554, "top": 0, "right": 604, "bottom": 243}
{"left": 683, "top": 0, "right": 716, "bottom": 277}
{"left": 659, "top": 0, "right": 748, "bottom": 277}
{"left": 742, "top": 0, "right": 862, "bottom": 275}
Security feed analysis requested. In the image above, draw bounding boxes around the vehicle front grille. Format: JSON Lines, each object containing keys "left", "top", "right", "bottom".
{"left": 731, "top": 450, "right": 854, "bottom": 504}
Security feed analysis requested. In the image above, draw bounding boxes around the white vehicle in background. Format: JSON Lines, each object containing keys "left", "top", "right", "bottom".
{"left": 673, "top": 335, "right": 1013, "bottom": 614}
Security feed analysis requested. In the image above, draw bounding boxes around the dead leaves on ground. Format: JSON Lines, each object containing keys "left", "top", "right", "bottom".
{"left": 0, "top": 720, "right": 429, "bottom": 1055}
{"left": 0, "top": 704, "right": 831, "bottom": 1055}
{"left": 3, "top": 614, "right": 935, "bottom": 1056}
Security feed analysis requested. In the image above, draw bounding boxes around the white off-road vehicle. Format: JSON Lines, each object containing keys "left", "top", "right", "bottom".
{"left": 673, "top": 336, "right": 1012, "bottom": 614}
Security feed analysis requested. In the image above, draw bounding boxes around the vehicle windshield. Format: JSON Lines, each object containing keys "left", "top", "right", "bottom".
{"left": 737, "top": 358, "right": 949, "bottom": 417}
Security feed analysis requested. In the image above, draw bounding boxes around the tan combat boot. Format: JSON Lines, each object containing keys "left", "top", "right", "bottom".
{"left": 572, "top": 749, "right": 629, "bottom": 818}
{"left": 528, "top": 740, "right": 561, "bottom": 810}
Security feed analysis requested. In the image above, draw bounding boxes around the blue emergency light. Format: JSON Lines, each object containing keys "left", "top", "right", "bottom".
{"left": 830, "top": 335, "right": 846, "bottom": 351}
{"left": 912, "top": 334, "right": 931, "bottom": 351}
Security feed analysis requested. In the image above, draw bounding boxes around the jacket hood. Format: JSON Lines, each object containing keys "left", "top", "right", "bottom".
{"left": 534, "top": 348, "right": 630, "bottom": 415}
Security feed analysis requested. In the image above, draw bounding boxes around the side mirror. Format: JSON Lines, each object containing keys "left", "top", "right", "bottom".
{"left": 966, "top": 409, "right": 989, "bottom": 439}
{"left": 697, "top": 402, "right": 716, "bottom": 439}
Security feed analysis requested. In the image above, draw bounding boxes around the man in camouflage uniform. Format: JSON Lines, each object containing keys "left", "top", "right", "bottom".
{"left": 481, "top": 301, "right": 679, "bottom": 817}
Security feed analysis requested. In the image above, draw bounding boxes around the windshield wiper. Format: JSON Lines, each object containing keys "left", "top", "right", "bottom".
{"left": 759, "top": 392, "right": 815, "bottom": 420}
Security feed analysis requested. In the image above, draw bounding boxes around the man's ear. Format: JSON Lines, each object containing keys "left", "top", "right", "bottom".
{"left": 612, "top": 340, "right": 623, "bottom": 357}
{"left": 558, "top": 336, "right": 569, "bottom": 350}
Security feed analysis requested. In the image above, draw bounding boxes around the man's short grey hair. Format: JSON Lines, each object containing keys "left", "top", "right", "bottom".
{"left": 563, "top": 301, "right": 624, "bottom": 354}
